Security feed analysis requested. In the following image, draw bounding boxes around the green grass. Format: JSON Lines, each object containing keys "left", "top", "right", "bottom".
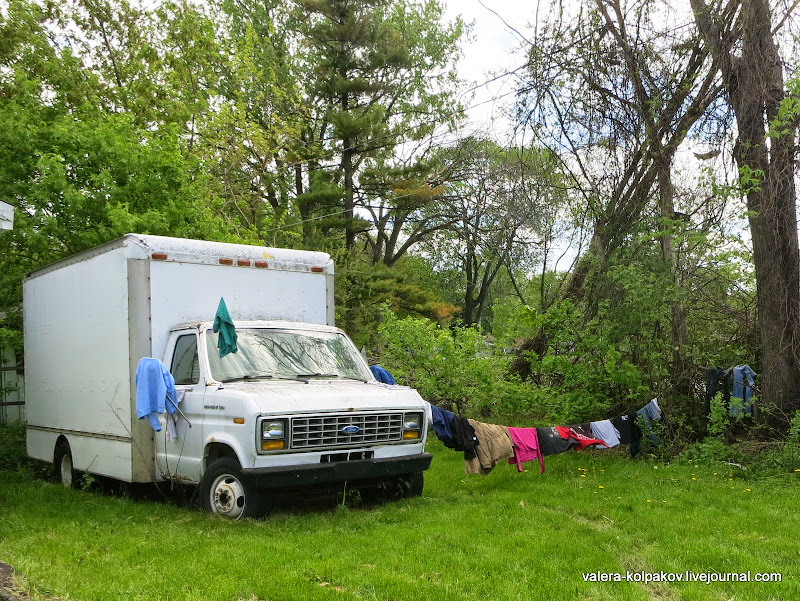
{"left": 1, "top": 435, "right": 799, "bottom": 601}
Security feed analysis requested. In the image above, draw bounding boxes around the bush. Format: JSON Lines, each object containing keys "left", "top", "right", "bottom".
{"left": 376, "top": 309, "right": 530, "bottom": 419}
{"left": 519, "top": 300, "right": 652, "bottom": 423}
{"left": 0, "top": 421, "right": 34, "bottom": 471}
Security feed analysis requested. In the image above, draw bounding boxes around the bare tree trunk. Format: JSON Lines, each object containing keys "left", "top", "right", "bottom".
{"left": 656, "top": 152, "right": 690, "bottom": 397}
{"left": 463, "top": 245, "right": 476, "bottom": 326}
{"left": 299, "top": 161, "right": 315, "bottom": 245}
{"left": 339, "top": 6, "right": 356, "bottom": 250}
{"left": 693, "top": 0, "right": 800, "bottom": 422}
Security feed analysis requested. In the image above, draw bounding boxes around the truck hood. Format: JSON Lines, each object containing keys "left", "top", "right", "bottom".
{"left": 218, "top": 380, "right": 426, "bottom": 415}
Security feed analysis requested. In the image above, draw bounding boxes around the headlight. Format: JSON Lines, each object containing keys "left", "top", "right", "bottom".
{"left": 403, "top": 412, "right": 423, "bottom": 439}
{"left": 262, "top": 420, "right": 285, "bottom": 439}
{"left": 259, "top": 418, "right": 287, "bottom": 452}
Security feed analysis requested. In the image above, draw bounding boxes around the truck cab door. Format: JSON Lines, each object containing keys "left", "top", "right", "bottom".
{"left": 156, "top": 330, "right": 206, "bottom": 483}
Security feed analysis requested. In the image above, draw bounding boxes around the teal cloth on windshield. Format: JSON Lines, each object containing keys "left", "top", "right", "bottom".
{"left": 213, "top": 297, "right": 238, "bottom": 358}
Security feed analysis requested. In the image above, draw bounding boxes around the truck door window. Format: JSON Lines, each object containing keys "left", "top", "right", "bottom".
{"left": 171, "top": 334, "right": 200, "bottom": 385}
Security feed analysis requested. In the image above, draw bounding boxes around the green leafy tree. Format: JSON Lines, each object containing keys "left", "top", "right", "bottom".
{"left": 422, "top": 138, "right": 566, "bottom": 327}
{"left": 0, "top": 1, "right": 232, "bottom": 351}
{"left": 291, "top": 0, "right": 463, "bottom": 249}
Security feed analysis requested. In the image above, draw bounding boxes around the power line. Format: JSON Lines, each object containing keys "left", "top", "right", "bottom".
{"left": 269, "top": 68, "right": 528, "bottom": 176}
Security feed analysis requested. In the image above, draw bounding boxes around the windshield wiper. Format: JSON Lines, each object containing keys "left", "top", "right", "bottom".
{"left": 221, "top": 374, "right": 274, "bottom": 383}
{"left": 295, "top": 373, "right": 339, "bottom": 380}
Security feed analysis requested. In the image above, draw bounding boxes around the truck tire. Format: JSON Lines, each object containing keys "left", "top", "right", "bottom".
{"left": 53, "top": 440, "right": 76, "bottom": 488}
{"left": 380, "top": 471, "right": 424, "bottom": 500}
{"left": 399, "top": 471, "right": 424, "bottom": 498}
{"left": 199, "top": 457, "right": 267, "bottom": 519}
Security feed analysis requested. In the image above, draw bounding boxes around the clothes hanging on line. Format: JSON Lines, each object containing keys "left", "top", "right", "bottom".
{"left": 631, "top": 399, "right": 662, "bottom": 458}
{"left": 428, "top": 397, "right": 666, "bottom": 471}
{"left": 611, "top": 413, "right": 642, "bottom": 446}
{"left": 640, "top": 398, "right": 662, "bottom": 421}
{"left": 730, "top": 365, "right": 756, "bottom": 417}
{"left": 589, "top": 420, "right": 621, "bottom": 448}
{"left": 465, "top": 419, "right": 514, "bottom": 475}
{"left": 431, "top": 405, "right": 479, "bottom": 460}
{"left": 565, "top": 423, "right": 594, "bottom": 439}
{"left": 507, "top": 427, "right": 545, "bottom": 474}
{"left": 555, "top": 426, "right": 608, "bottom": 451}
{"left": 705, "top": 367, "right": 731, "bottom": 418}
{"left": 536, "top": 427, "right": 579, "bottom": 456}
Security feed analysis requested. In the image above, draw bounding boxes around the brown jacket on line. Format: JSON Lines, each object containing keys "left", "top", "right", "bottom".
{"left": 464, "top": 419, "right": 514, "bottom": 475}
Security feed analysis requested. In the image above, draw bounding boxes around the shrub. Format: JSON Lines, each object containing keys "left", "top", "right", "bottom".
{"left": 519, "top": 300, "right": 652, "bottom": 423}
{"left": 376, "top": 309, "right": 529, "bottom": 418}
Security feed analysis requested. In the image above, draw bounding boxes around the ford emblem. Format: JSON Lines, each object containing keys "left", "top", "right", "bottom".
{"left": 342, "top": 425, "right": 360, "bottom": 434}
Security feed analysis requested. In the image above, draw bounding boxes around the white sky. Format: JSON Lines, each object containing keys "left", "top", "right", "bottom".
{"left": 442, "top": 0, "right": 529, "bottom": 141}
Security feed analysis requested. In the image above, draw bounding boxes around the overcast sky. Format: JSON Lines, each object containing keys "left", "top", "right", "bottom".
{"left": 442, "top": 0, "right": 530, "bottom": 141}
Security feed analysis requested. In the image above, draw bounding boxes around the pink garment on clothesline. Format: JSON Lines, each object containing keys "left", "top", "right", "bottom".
{"left": 507, "top": 426, "right": 545, "bottom": 474}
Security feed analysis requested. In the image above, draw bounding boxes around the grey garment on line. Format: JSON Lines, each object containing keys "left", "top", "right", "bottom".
{"left": 589, "top": 419, "right": 621, "bottom": 448}
{"left": 640, "top": 398, "right": 662, "bottom": 421}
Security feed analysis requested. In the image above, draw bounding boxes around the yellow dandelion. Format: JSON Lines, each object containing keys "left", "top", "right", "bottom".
{"left": 598, "top": 485, "right": 604, "bottom": 489}
{"left": 580, "top": 474, "right": 586, "bottom": 478}
{"left": 691, "top": 477, "right": 696, "bottom": 481}
{"left": 647, "top": 499, "right": 652, "bottom": 502}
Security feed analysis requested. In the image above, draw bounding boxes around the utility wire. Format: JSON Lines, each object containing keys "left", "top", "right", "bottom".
{"left": 266, "top": 70, "right": 527, "bottom": 176}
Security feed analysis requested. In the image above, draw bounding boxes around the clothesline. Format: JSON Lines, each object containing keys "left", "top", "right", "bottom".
{"left": 429, "top": 399, "right": 663, "bottom": 477}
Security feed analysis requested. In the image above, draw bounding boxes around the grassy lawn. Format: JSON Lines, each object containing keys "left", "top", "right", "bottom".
{"left": 1, "top": 433, "right": 799, "bottom": 601}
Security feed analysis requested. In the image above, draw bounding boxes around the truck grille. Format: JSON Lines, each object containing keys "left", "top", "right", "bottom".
{"left": 291, "top": 413, "right": 403, "bottom": 449}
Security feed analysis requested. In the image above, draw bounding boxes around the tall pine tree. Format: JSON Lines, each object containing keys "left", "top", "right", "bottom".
{"left": 292, "top": 0, "right": 462, "bottom": 249}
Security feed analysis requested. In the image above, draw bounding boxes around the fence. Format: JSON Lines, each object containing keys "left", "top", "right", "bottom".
{"left": 1, "top": 345, "right": 24, "bottom": 425}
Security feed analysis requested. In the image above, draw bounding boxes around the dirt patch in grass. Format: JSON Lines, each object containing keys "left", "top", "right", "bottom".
{"left": 0, "top": 561, "right": 59, "bottom": 601}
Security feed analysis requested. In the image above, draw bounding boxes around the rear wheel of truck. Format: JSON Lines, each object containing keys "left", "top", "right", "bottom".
{"left": 53, "top": 440, "right": 76, "bottom": 488}
{"left": 199, "top": 457, "right": 267, "bottom": 519}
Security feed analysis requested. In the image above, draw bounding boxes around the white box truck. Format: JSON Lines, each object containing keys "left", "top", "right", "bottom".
{"left": 24, "top": 234, "right": 431, "bottom": 518}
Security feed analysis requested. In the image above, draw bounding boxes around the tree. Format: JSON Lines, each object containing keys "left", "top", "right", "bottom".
{"left": 422, "top": 138, "right": 564, "bottom": 327}
{"left": 203, "top": 0, "right": 307, "bottom": 245}
{"left": 511, "top": 0, "right": 722, "bottom": 382}
{"left": 292, "top": 0, "right": 463, "bottom": 249}
{"left": 692, "top": 0, "right": 800, "bottom": 423}
{"left": 0, "top": 1, "right": 231, "bottom": 350}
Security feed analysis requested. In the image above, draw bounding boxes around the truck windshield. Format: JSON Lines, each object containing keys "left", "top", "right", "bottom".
{"left": 205, "top": 328, "right": 373, "bottom": 383}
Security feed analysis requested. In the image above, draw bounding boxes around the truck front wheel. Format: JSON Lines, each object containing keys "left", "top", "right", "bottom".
{"left": 199, "top": 457, "right": 267, "bottom": 519}
{"left": 399, "top": 471, "right": 424, "bottom": 498}
{"left": 381, "top": 471, "right": 423, "bottom": 500}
